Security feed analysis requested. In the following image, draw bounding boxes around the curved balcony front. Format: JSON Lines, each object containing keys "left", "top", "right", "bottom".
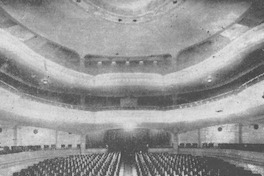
{"left": 0, "top": 71, "right": 264, "bottom": 134}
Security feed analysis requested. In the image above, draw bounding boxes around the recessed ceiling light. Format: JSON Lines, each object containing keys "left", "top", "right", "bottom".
{"left": 207, "top": 76, "right": 213, "bottom": 83}
{"left": 41, "top": 78, "right": 49, "bottom": 85}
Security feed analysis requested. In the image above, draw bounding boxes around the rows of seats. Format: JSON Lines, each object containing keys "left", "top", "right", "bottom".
{"left": 135, "top": 153, "right": 261, "bottom": 176}
{"left": 179, "top": 143, "right": 214, "bottom": 149}
{"left": 179, "top": 143, "right": 199, "bottom": 148}
{"left": 0, "top": 145, "right": 80, "bottom": 155}
{"left": 179, "top": 143, "right": 264, "bottom": 152}
{"left": 13, "top": 152, "right": 121, "bottom": 176}
{"left": 0, "top": 145, "right": 42, "bottom": 155}
{"left": 218, "top": 143, "right": 264, "bottom": 152}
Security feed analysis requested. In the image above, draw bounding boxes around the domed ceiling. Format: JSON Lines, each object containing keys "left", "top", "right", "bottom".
{"left": 1, "top": 0, "right": 251, "bottom": 57}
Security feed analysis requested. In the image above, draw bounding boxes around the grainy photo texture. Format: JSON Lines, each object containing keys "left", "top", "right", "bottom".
{"left": 0, "top": 0, "right": 264, "bottom": 175}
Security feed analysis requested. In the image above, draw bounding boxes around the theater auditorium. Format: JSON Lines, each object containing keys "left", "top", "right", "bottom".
{"left": 0, "top": 0, "right": 263, "bottom": 175}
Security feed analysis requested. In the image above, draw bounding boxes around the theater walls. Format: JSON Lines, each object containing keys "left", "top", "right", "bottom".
{"left": 242, "top": 123, "right": 264, "bottom": 143}
{"left": 179, "top": 123, "right": 264, "bottom": 145}
{"left": 0, "top": 124, "right": 81, "bottom": 148}
{"left": 17, "top": 126, "right": 56, "bottom": 146}
{"left": 200, "top": 124, "right": 239, "bottom": 144}
{"left": 0, "top": 127, "right": 15, "bottom": 147}
{"left": 1, "top": 123, "right": 263, "bottom": 148}
{"left": 178, "top": 130, "right": 199, "bottom": 144}
{"left": 57, "top": 131, "right": 81, "bottom": 148}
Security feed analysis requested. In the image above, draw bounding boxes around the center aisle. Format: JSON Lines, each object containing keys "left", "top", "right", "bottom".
{"left": 120, "top": 153, "right": 138, "bottom": 176}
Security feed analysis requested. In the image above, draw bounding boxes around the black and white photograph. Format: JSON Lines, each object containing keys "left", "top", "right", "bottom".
{"left": 0, "top": 0, "right": 263, "bottom": 175}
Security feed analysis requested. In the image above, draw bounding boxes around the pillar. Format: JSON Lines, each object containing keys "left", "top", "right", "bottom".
{"left": 197, "top": 128, "right": 201, "bottom": 148}
{"left": 238, "top": 123, "right": 243, "bottom": 144}
{"left": 55, "top": 130, "right": 58, "bottom": 149}
{"left": 80, "top": 134, "right": 86, "bottom": 155}
{"left": 13, "top": 125, "right": 18, "bottom": 146}
{"left": 170, "top": 132, "right": 179, "bottom": 154}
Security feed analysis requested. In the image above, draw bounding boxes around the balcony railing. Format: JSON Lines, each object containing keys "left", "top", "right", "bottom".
{"left": 1, "top": 72, "right": 264, "bottom": 111}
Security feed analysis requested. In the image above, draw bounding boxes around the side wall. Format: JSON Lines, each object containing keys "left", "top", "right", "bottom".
{"left": 0, "top": 125, "right": 81, "bottom": 148}
{"left": 179, "top": 123, "right": 264, "bottom": 145}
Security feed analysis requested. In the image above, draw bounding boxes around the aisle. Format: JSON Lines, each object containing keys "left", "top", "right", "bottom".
{"left": 120, "top": 153, "right": 138, "bottom": 176}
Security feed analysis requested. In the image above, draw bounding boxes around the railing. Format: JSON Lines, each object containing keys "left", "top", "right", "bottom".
{"left": 1, "top": 72, "right": 264, "bottom": 111}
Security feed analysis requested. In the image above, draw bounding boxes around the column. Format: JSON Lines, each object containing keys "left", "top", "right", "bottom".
{"left": 55, "top": 130, "right": 58, "bottom": 149}
{"left": 170, "top": 132, "right": 179, "bottom": 154}
{"left": 238, "top": 123, "right": 243, "bottom": 144}
{"left": 80, "top": 134, "right": 86, "bottom": 155}
{"left": 197, "top": 128, "right": 201, "bottom": 148}
{"left": 13, "top": 125, "right": 18, "bottom": 146}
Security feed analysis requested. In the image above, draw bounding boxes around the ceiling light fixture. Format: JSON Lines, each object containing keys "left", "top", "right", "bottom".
{"left": 41, "top": 78, "right": 49, "bottom": 85}
{"left": 207, "top": 76, "right": 213, "bottom": 83}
